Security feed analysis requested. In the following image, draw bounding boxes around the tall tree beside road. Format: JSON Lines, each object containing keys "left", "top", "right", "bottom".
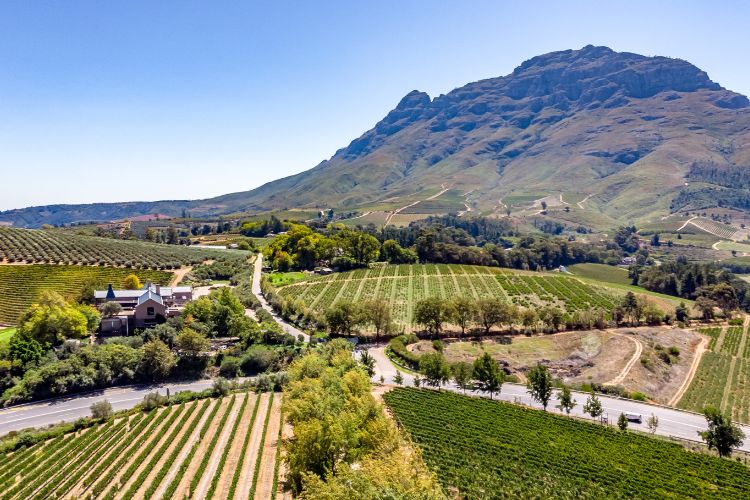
{"left": 472, "top": 352, "right": 504, "bottom": 399}
{"left": 526, "top": 364, "right": 554, "bottom": 410}
{"left": 698, "top": 406, "right": 745, "bottom": 458}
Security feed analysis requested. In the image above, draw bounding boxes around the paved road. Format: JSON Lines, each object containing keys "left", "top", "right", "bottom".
{"left": 252, "top": 253, "right": 310, "bottom": 342}
{"left": 361, "top": 345, "right": 750, "bottom": 453}
{"left": 0, "top": 379, "right": 215, "bottom": 435}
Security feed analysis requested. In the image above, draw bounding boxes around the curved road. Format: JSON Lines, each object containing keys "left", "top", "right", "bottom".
{"left": 361, "top": 345, "right": 750, "bottom": 453}
{"left": 251, "top": 253, "right": 309, "bottom": 342}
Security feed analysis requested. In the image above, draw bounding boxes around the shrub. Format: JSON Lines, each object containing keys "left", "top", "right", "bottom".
{"left": 141, "top": 392, "right": 169, "bottom": 411}
{"left": 219, "top": 356, "right": 242, "bottom": 378}
{"left": 240, "top": 346, "right": 277, "bottom": 375}
{"left": 90, "top": 400, "right": 113, "bottom": 420}
{"left": 212, "top": 377, "right": 232, "bottom": 396}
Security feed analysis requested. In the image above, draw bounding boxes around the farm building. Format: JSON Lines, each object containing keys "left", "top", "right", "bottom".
{"left": 95, "top": 282, "right": 193, "bottom": 334}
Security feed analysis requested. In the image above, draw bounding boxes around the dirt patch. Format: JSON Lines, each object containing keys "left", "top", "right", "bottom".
{"left": 623, "top": 327, "right": 703, "bottom": 404}
{"left": 411, "top": 327, "right": 703, "bottom": 403}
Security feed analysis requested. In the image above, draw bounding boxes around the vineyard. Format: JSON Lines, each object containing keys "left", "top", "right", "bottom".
{"left": 0, "top": 265, "right": 172, "bottom": 325}
{"left": 686, "top": 217, "right": 742, "bottom": 240}
{"left": 384, "top": 388, "right": 750, "bottom": 499}
{"left": 0, "top": 227, "right": 231, "bottom": 269}
{"left": 0, "top": 391, "right": 284, "bottom": 500}
{"left": 273, "top": 264, "right": 618, "bottom": 331}
{"left": 678, "top": 322, "right": 750, "bottom": 423}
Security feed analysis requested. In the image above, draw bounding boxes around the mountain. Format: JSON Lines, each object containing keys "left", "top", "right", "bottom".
{"left": 3, "top": 45, "right": 750, "bottom": 228}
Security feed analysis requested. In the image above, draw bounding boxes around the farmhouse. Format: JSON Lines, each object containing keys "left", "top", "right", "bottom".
{"left": 94, "top": 282, "right": 193, "bottom": 334}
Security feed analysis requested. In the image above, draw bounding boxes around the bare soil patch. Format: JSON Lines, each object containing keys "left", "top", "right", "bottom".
{"left": 411, "top": 326, "right": 703, "bottom": 403}
{"left": 213, "top": 393, "right": 257, "bottom": 499}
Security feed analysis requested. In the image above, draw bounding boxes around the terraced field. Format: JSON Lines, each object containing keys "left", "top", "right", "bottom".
{"left": 0, "top": 392, "right": 284, "bottom": 500}
{"left": 678, "top": 320, "right": 750, "bottom": 423}
{"left": 0, "top": 265, "right": 172, "bottom": 325}
{"left": 385, "top": 388, "right": 750, "bottom": 499}
{"left": 273, "top": 264, "right": 618, "bottom": 331}
{"left": 0, "top": 227, "right": 230, "bottom": 269}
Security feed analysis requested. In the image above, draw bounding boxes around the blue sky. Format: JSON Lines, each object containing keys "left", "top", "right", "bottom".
{"left": 1, "top": 1, "right": 748, "bottom": 210}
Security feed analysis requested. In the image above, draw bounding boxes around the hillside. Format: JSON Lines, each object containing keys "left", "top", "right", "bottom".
{"left": 3, "top": 45, "right": 750, "bottom": 228}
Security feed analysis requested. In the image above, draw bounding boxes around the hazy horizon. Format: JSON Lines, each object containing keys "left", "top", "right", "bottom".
{"left": 2, "top": 0, "right": 749, "bottom": 211}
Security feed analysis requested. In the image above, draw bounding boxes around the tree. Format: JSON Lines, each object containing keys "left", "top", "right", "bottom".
{"left": 362, "top": 299, "right": 393, "bottom": 341}
{"left": 175, "top": 328, "right": 209, "bottom": 359}
{"left": 419, "top": 353, "right": 451, "bottom": 388}
{"left": 647, "top": 413, "right": 659, "bottom": 434}
{"left": 91, "top": 400, "right": 113, "bottom": 420}
{"left": 555, "top": 385, "right": 576, "bottom": 414}
{"left": 698, "top": 406, "right": 745, "bottom": 458}
{"left": 694, "top": 296, "right": 717, "bottom": 321}
{"left": 325, "top": 301, "right": 363, "bottom": 336}
{"left": 8, "top": 334, "right": 45, "bottom": 365}
{"left": 414, "top": 298, "right": 455, "bottom": 338}
{"left": 472, "top": 352, "right": 504, "bottom": 399}
{"left": 617, "top": 412, "right": 629, "bottom": 431}
{"left": 451, "top": 362, "right": 473, "bottom": 393}
{"left": 475, "top": 298, "right": 506, "bottom": 334}
{"left": 451, "top": 297, "right": 477, "bottom": 337}
{"left": 213, "top": 377, "right": 231, "bottom": 396}
{"left": 123, "top": 274, "right": 142, "bottom": 290}
{"left": 621, "top": 291, "right": 639, "bottom": 325}
{"left": 583, "top": 392, "right": 603, "bottom": 422}
{"left": 674, "top": 302, "right": 689, "bottom": 323}
{"left": 139, "top": 340, "right": 176, "bottom": 380}
{"left": 650, "top": 233, "right": 660, "bottom": 247}
{"left": 101, "top": 301, "right": 122, "bottom": 317}
{"left": 18, "top": 291, "right": 90, "bottom": 346}
{"left": 526, "top": 364, "right": 554, "bottom": 410}
{"left": 347, "top": 233, "right": 380, "bottom": 266}
{"left": 359, "top": 351, "right": 376, "bottom": 377}
{"left": 393, "top": 370, "right": 404, "bottom": 386}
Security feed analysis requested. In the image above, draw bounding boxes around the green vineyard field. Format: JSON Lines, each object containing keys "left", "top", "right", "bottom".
{"left": 0, "top": 265, "right": 171, "bottom": 325}
{"left": 679, "top": 323, "right": 750, "bottom": 423}
{"left": 273, "top": 264, "right": 618, "bottom": 331}
{"left": 384, "top": 388, "right": 750, "bottom": 499}
{"left": 0, "top": 392, "right": 283, "bottom": 500}
{"left": 0, "top": 227, "right": 231, "bottom": 269}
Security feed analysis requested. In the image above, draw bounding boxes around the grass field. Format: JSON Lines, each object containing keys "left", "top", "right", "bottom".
{"left": 266, "top": 271, "right": 307, "bottom": 286}
{"left": 0, "top": 327, "right": 15, "bottom": 344}
{"left": 679, "top": 322, "right": 750, "bottom": 423}
{"left": 0, "top": 227, "right": 230, "bottom": 269}
{"left": 0, "top": 392, "right": 283, "bottom": 500}
{"left": 0, "top": 265, "right": 172, "bottom": 325}
{"left": 567, "top": 263, "right": 631, "bottom": 285}
{"left": 385, "top": 388, "right": 750, "bottom": 499}
{"left": 273, "top": 264, "right": 619, "bottom": 332}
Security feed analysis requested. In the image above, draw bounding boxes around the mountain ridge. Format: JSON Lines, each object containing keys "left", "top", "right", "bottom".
{"left": 3, "top": 45, "right": 749, "bottom": 228}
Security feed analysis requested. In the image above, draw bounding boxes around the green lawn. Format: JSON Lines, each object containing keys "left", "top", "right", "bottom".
{"left": 567, "top": 263, "right": 630, "bottom": 285}
{"left": 0, "top": 327, "right": 16, "bottom": 344}
{"left": 266, "top": 271, "right": 307, "bottom": 286}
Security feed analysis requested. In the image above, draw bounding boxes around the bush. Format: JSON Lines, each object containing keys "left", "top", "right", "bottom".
{"left": 141, "top": 392, "right": 169, "bottom": 411}
{"left": 90, "top": 400, "right": 113, "bottom": 420}
{"left": 219, "top": 357, "right": 241, "bottom": 378}
{"left": 668, "top": 346, "right": 680, "bottom": 357}
{"left": 240, "top": 346, "right": 277, "bottom": 375}
{"left": 212, "top": 377, "right": 231, "bottom": 396}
